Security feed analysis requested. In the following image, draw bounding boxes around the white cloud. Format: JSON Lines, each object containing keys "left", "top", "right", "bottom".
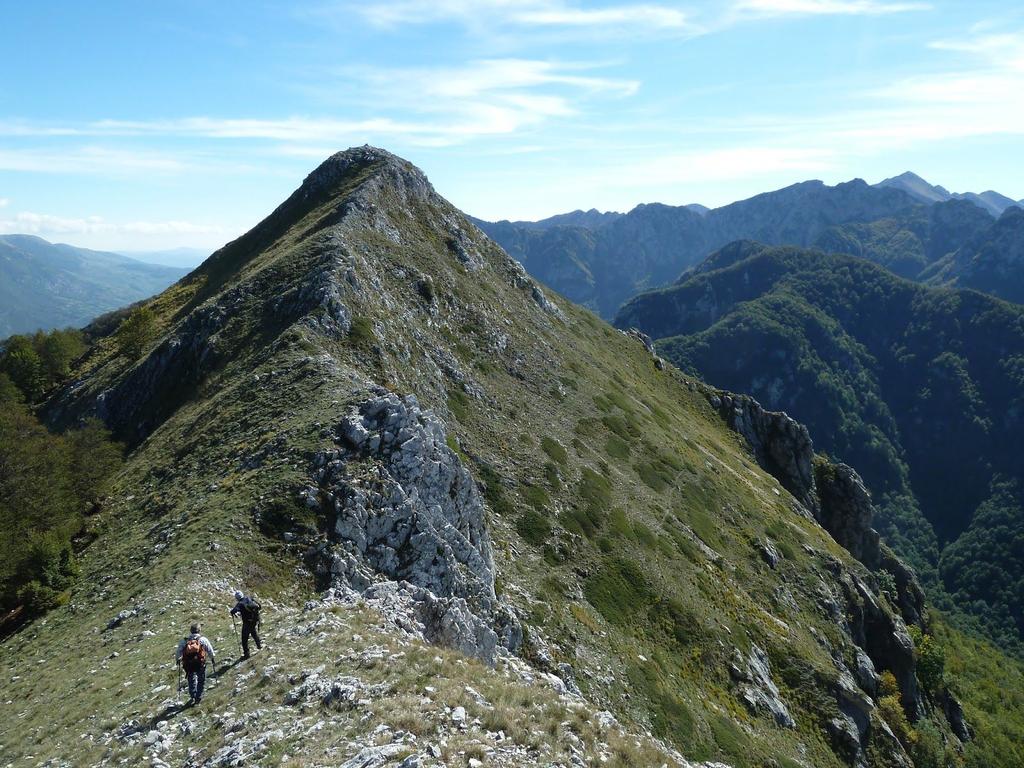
{"left": 348, "top": 0, "right": 695, "bottom": 33}
{"left": 0, "top": 211, "right": 223, "bottom": 237}
{"left": 0, "top": 146, "right": 188, "bottom": 175}
{"left": 731, "top": 0, "right": 929, "bottom": 16}
{"left": 929, "top": 30, "right": 1024, "bottom": 71}
{"left": 346, "top": 0, "right": 924, "bottom": 34}
{"left": 0, "top": 198, "right": 9, "bottom": 208}
{"left": 0, "top": 60, "right": 636, "bottom": 149}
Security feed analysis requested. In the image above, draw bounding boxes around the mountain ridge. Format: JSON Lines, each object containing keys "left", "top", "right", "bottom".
{"left": 4, "top": 148, "right": 1023, "bottom": 767}
{"left": 478, "top": 178, "right": 923, "bottom": 318}
{"left": 877, "top": 171, "right": 1022, "bottom": 218}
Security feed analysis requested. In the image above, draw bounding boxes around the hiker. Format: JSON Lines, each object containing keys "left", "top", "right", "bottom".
{"left": 229, "top": 589, "right": 263, "bottom": 659}
{"left": 175, "top": 622, "right": 216, "bottom": 705}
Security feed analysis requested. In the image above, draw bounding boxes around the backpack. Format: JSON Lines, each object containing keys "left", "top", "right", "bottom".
{"left": 240, "top": 597, "right": 261, "bottom": 624}
{"left": 182, "top": 637, "right": 206, "bottom": 670}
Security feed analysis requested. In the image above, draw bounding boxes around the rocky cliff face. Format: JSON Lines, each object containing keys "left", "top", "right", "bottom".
{"left": 705, "top": 387, "right": 943, "bottom": 759}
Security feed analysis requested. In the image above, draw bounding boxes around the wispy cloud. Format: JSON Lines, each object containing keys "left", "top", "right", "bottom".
{"left": 347, "top": 0, "right": 695, "bottom": 34}
{"left": 929, "top": 29, "right": 1024, "bottom": 70}
{"left": 730, "top": 0, "right": 929, "bottom": 16}
{"left": 343, "top": 0, "right": 924, "bottom": 36}
{"left": 0, "top": 198, "right": 9, "bottom": 208}
{"left": 0, "top": 146, "right": 188, "bottom": 175}
{"left": 0, "top": 59, "right": 637, "bottom": 149}
{"left": 0, "top": 210, "right": 224, "bottom": 237}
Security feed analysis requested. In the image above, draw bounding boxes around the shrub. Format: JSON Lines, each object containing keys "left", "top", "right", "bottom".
{"left": 604, "top": 435, "right": 631, "bottom": 459}
{"left": 910, "top": 626, "right": 946, "bottom": 694}
{"left": 447, "top": 389, "right": 472, "bottom": 423}
{"left": 878, "top": 670, "right": 900, "bottom": 698}
{"left": 116, "top": 306, "right": 158, "bottom": 359}
{"left": 516, "top": 509, "right": 552, "bottom": 546}
{"left": 348, "top": 315, "right": 376, "bottom": 346}
{"left": 521, "top": 484, "right": 551, "bottom": 510}
{"left": 478, "top": 464, "right": 514, "bottom": 517}
{"left": 541, "top": 436, "right": 568, "bottom": 465}
{"left": 878, "top": 694, "right": 912, "bottom": 745}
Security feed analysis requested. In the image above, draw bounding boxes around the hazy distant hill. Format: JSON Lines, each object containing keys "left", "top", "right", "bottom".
{"left": 0, "top": 235, "right": 187, "bottom": 336}
{"left": 115, "top": 246, "right": 208, "bottom": 269}
{"left": 924, "top": 206, "right": 1024, "bottom": 303}
{"left": 813, "top": 198, "right": 995, "bottom": 280}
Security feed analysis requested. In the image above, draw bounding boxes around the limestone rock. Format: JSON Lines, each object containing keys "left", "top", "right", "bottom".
{"left": 308, "top": 390, "right": 521, "bottom": 664}
{"left": 734, "top": 645, "right": 795, "bottom": 728}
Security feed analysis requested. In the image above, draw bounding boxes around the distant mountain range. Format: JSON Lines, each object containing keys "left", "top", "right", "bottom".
{"left": 877, "top": 171, "right": 1023, "bottom": 218}
{"left": 478, "top": 172, "right": 1023, "bottom": 318}
{"left": 0, "top": 235, "right": 188, "bottom": 337}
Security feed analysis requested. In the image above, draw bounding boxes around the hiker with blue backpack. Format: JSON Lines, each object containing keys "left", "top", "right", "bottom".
{"left": 175, "top": 622, "right": 216, "bottom": 705}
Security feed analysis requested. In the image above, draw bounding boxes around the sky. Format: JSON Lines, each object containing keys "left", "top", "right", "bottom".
{"left": 1, "top": 0, "right": 1022, "bottom": 251}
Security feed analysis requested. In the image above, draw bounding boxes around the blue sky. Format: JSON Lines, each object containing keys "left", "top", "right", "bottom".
{"left": 1, "top": 0, "right": 1022, "bottom": 251}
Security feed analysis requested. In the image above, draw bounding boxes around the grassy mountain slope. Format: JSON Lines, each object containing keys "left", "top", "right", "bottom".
{"left": 1, "top": 149, "right": 1014, "bottom": 768}
{"left": 0, "top": 235, "right": 188, "bottom": 337}
{"left": 479, "top": 180, "right": 920, "bottom": 319}
{"left": 616, "top": 243, "right": 1024, "bottom": 651}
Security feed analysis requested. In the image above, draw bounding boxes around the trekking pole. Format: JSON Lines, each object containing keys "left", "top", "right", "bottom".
{"left": 177, "top": 662, "right": 182, "bottom": 693}
{"left": 232, "top": 614, "right": 242, "bottom": 657}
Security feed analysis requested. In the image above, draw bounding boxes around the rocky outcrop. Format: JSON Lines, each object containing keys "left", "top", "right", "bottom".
{"left": 708, "top": 387, "right": 943, "bottom": 735}
{"left": 306, "top": 390, "right": 521, "bottom": 665}
{"left": 709, "top": 389, "right": 926, "bottom": 620}
{"left": 729, "top": 645, "right": 795, "bottom": 728}
{"left": 709, "top": 392, "right": 817, "bottom": 511}
{"left": 813, "top": 461, "right": 881, "bottom": 567}
{"left": 623, "top": 327, "right": 665, "bottom": 369}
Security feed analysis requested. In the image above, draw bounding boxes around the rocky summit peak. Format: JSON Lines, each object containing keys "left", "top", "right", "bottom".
{"left": 299, "top": 144, "right": 431, "bottom": 199}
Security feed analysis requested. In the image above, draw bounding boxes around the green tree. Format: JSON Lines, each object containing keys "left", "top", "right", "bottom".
{"left": 0, "top": 336, "right": 43, "bottom": 400}
{"left": 0, "top": 406, "right": 122, "bottom": 618}
{"left": 910, "top": 626, "right": 946, "bottom": 694}
{"left": 38, "top": 329, "right": 85, "bottom": 385}
{"left": 67, "top": 418, "right": 123, "bottom": 505}
{"left": 116, "top": 306, "right": 158, "bottom": 359}
{"left": 0, "top": 373, "right": 23, "bottom": 406}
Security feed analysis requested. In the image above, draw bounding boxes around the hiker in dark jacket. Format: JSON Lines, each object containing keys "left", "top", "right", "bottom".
{"left": 175, "top": 623, "right": 216, "bottom": 705}
{"left": 230, "top": 590, "right": 263, "bottom": 659}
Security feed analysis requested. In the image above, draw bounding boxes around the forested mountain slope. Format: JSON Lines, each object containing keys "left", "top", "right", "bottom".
{"left": 617, "top": 242, "right": 1024, "bottom": 651}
